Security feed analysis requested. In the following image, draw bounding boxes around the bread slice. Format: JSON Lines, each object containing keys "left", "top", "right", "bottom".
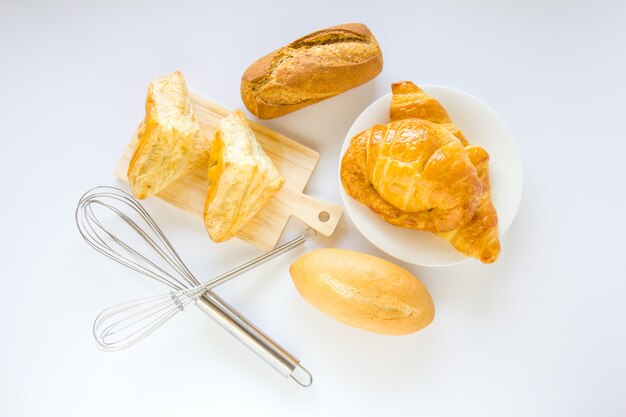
{"left": 203, "top": 110, "right": 284, "bottom": 242}
{"left": 128, "top": 71, "right": 210, "bottom": 199}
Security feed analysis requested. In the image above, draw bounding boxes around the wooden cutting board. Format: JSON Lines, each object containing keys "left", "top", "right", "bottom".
{"left": 114, "top": 92, "right": 343, "bottom": 251}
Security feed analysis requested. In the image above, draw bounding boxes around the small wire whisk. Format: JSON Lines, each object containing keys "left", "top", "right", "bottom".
{"left": 76, "top": 186, "right": 314, "bottom": 386}
{"left": 91, "top": 229, "right": 315, "bottom": 351}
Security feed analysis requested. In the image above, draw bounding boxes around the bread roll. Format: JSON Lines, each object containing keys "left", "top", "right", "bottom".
{"left": 289, "top": 248, "right": 434, "bottom": 335}
{"left": 241, "top": 23, "right": 383, "bottom": 119}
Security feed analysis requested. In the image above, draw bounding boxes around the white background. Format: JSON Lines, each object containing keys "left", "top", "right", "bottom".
{"left": 1, "top": 1, "right": 625, "bottom": 416}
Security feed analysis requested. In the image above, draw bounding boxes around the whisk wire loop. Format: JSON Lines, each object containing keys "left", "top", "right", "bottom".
{"left": 76, "top": 187, "right": 200, "bottom": 291}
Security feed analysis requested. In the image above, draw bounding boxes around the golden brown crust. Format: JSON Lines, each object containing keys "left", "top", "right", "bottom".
{"left": 203, "top": 110, "right": 284, "bottom": 242}
{"left": 340, "top": 118, "right": 481, "bottom": 232}
{"left": 241, "top": 23, "right": 383, "bottom": 119}
{"left": 391, "top": 81, "right": 467, "bottom": 145}
{"left": 128, "top": 71, "right": 210, "bottom": 199}
{"left": 289, "top": 248, "right": 434, "bottom": 335}
{"left": 436, "top": 145, "right": 500, "bottom": 263}
{"left": 391, "top": 81, "right": 500, "bottom": 263}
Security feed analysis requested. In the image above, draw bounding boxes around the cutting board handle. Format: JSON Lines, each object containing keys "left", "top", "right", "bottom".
{"left": 283, "top": 189, "right": 343, "bottom": 238}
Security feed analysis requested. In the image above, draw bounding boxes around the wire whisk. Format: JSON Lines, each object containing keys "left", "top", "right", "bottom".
{"left": 76, "top": 186, "right": 314, "bottom": 386}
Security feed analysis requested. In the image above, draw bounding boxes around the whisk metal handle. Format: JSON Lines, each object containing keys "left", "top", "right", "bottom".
{"left": 196, "top": 293, "right": 312, "bottom": 386}
{"left": 186, "top": 229, "right": 316, "bottom": 387}
{"left": 204, "top": 228, "right": 316, "bottom": 289}
{"left": 194, "top": 228, "right": 315, "bottom": 386}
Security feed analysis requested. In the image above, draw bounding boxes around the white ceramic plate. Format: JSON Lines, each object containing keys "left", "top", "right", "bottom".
{"left": 339, "top": 85, "right": 523, "bottom": 267}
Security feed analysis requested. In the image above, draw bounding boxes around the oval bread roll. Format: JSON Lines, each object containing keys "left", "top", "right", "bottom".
{"left": 241, "top": 23, "right": 383, "bottom": 119}
{"left": 289, "top": 248, "right": 434, "bottom": 335}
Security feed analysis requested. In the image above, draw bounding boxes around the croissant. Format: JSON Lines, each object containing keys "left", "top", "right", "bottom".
{"left": 128, "top": 71, "right": 210, "bottom": 199}
{"left": 340, "top": 118, "right": 482, "bottom": 232}
{"left": 390, "top": 81, "right": 500, "bottom": 263}
{"left": 204, "top": 110, "right": 284, "bottom": 242}
{"left": 437, "top": 146, "right": 500, "bottom": 263}
{"left": 390, "top": 80, "right": 467, "bottom": 144}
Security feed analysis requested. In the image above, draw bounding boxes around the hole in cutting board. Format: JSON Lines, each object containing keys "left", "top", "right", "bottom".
{"left": 318, "top": 211, "right": 330, "bottom": 222}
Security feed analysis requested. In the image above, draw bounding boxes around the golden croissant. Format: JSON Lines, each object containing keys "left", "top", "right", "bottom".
{"left": 128, "top": 71, "right": 210, "bottom": 199}
{"left": 341, "top": 118, "right": 482, "bottom": 232}
{"left": 390, "top": 81, "right": 468, "bottom": 145}
{"left": 391, "top": 81, "right": 500, "bottom": 263}
{"left": 204, "top": 110, "right": 284, "bottom": 242}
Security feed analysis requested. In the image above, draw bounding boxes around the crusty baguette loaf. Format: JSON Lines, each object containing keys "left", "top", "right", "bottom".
{"left": 289, "top": 248, "right": 434, "bottom": 335}
{"left": 241, "top": 23, "right": 383, "bottom": 119}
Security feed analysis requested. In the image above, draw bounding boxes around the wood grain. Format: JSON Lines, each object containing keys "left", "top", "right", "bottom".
{"left": 115, "top": 92, "right": 343, "bottom": 251}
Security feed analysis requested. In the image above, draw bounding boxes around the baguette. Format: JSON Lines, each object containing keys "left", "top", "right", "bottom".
{"left": 289, "top": 248, "right": 434, "bottom": 335}
{"left": 241, "top": 23, "right": 383, "bottom": 119}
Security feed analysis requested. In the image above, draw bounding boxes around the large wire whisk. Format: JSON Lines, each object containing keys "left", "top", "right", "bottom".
{"left": 75, "top": 186, "right": 314, "bottom": 386}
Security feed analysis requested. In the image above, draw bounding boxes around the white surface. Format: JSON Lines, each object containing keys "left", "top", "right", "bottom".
{"left": 340, "top": 86, "right": 523, "bottom": 266}
{"left": 1, "top": 1, "right": 625, "bottom": 416}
